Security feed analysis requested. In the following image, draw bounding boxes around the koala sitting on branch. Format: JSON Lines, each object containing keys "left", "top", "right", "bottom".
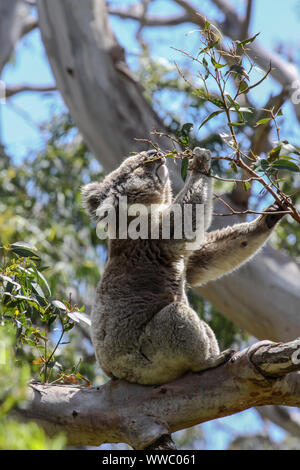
{"left": 82, "top": 148, "right": 285, "bottom": 385}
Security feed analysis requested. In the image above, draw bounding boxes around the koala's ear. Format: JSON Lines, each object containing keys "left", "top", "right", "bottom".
{"left": 81, "top": 182, "right": 114, "bottom": 221}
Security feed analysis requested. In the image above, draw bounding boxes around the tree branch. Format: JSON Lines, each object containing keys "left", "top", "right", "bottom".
{"left": 5, "top": 84, "right": 56, "bottom": 98}
{"left": 16, "top": 339, "right": 300, "bottom": 449}
{"left": 108, "top": 5, "right": 190, "bottom": 27}
{"left": 172, "top": 0, "right": 300, "bottom": 122}
{"left": 257, "top": 405, "right": 300, "bottom": 438}
{"left": 240, "top": 0, "right": 253, "bottom": 40}
{"left": 250, "top": 88, "right": 288, "bottom": 156}
{"left": 20, "top": 15, "right": 38, "bottom": 38}
{"left": 0, "top": 0, "right": 30, "bottom": 73}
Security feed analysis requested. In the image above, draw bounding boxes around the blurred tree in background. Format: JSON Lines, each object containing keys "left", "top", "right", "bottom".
{"left": 0, "top": 0, "right": 300, "bottom": 450}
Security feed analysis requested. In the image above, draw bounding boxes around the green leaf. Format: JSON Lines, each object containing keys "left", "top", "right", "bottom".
{"left": 198, "top": 40, "right": 219, "bottom": 55}
{"left": 193, "top": 89, "right": 225, "bottom": 109}
{"left": 238, "top": 107, "right": 253, "bottom": 113}
{"left": 10, "top": 242, "right": 40, "bottom": 259}
{"left": 31, "top": 268, "right": 52, "bottom": 297}
{"left": 228, "top": 121, "right": 245, "bottom": 126}
{"left": 52, "top": 300, "right": 67, "bottom": 311}
{"left": 11, "top": 242, "right": 37, "bottom": 251}
{"left": 31, "top": 282, "right": 46, "bottom": 299}
{"left": 199, "top": 110, "right": 225, "bottom": 129}
{"left": 204, "top": 20, "right": 211, "bottom": 32}
{"left": 255, "top": 117, "right": 272, "bottom": 126}
{"left": 0, "top": 275, "right": 21, "bottom": 290}
{"left": 181, "top": 157, "right": 189, "bottom": 182}
{"left": 239, "top": 80, "right": 249, "bottom": 93}
{"left": 236, "top": 32, "right": 260, "bottom": 48}
{"left": 268, "top": 145, "right": 282, "bottom": 162}
{"left": 225, "top": 94, "right": 253, "bottom": 120}
{"left": 271, "top": 160, "right": 300, "bottom": 172}
{"left": 67, "top": 311, "right": 91, "bottom": 326}
{"left": 243, "top": 181, "right": 251, "bottom": 192}
{"left": 202, "top": 57, "right": 210, "bottom": 79}
{"left": 211, "top": 57, "right": 226, "bottom": 69}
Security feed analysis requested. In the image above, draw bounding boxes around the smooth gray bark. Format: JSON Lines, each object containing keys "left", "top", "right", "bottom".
{"left": 18, "top": 339, "right": 300, "bottom": 449}
{"left": 0, "top": 0, "right": 31, "bottom": 74}
{"left": 36, "top": 0, "right": 177, "bottom": 176}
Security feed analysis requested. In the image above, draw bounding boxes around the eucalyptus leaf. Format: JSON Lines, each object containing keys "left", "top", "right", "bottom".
{"left": 52, "top": 300, "right": 67, "bottom": 311}
{"left": 236, "top": 32, "right": 260, "bottom": 48}
{"left": 199, "top": 110, "right": 225, "bottom": 129}
{"left": 271, "top": 160, "right": 300, "bottom": 172}
{"left": 256, "top": 117, "right": 272, "bottom": 126}
{"left": 67, "top": 311, "right": 91, "bottom": 326}
{"left": 181, "top": 157, "right": 189, "bottom": 182}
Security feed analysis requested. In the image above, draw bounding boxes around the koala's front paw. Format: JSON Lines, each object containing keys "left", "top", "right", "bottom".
{"left": 264, "top": 201, "right": 289, "bottom": 229}
{"left": 190, "top": 147, "right": 211, "bottom": 175}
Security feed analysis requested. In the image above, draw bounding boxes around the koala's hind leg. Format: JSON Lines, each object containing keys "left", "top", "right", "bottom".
{"left": 138, "top": 302, "right": 232, "bottom": 383}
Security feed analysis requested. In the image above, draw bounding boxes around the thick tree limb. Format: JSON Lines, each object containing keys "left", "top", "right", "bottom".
{"left": 17, "top": 339, "right": 300, "bottom": 449}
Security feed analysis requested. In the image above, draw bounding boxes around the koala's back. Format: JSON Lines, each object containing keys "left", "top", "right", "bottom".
{"left": 91, "top": 238, "right": 191, "bottom": 382}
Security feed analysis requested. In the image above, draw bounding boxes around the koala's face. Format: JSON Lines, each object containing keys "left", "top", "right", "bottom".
{"left": 82, "top": 150, "right": 172, "bottom": 221}
{"left": 116, "top": 150, "right": 171, "bottom": 206}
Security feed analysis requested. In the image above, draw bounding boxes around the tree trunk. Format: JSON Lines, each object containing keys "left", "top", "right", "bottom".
{"left": 0, "top": 0, "right": 30, "bottom": 74}
{"left": 36, "top": 0, "right": 174, "bottom": 174}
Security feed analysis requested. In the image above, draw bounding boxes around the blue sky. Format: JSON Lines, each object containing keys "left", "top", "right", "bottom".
{"left": 1, "top": 1, "right": 299, "bottom": 449}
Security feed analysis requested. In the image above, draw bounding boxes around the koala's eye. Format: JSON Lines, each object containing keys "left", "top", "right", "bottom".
{"left": 157, "top": 156, "right": 166, "bottom": 165}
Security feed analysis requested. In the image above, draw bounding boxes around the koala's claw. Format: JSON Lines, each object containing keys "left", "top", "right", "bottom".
{"left": 190, "top": 147, "right": 211, "bottom": 175}
{"left": 264, "top": 201, "right": 289, "bottom": 229}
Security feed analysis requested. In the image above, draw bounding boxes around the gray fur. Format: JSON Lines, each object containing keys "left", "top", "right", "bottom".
{"left": 82, "top": 148, "right": 285, "bottom": 384}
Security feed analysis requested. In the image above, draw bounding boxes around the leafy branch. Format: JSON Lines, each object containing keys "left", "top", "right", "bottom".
{"left": 138, "top": 25, "right": 300, "bottom": 223}
{"left": 0, "top": 243, "right": 91, "bottom": 385}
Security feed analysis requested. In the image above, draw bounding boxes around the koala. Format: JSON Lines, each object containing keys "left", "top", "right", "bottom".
{"left": 82, "top": 148, "right": 286, "bottom": 385}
